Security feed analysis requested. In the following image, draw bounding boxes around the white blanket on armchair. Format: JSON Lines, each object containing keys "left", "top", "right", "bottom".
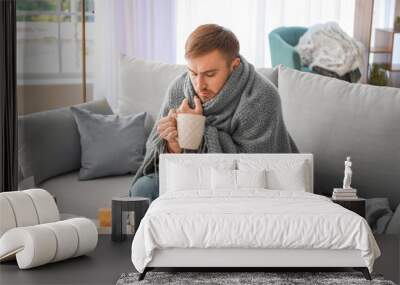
{"left": 296, "top": 22, "right": 364, "bottom": 76}
{"left": 131, "top": 190, "right": 380, "bottom": 273}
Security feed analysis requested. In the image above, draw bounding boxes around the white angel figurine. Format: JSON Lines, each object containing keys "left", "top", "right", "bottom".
{"left": 342, "top": 156, "right": 352, "bottom": 189}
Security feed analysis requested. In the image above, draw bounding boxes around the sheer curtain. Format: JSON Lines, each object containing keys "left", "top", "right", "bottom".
{"left": 93, "top": 0, "right": 176, "bottom": 110}
{"left": 372, "top": 0, "right": 396, "bottom": 29}
{"left": 175, "top": 0, "right": 355, "bottom": 67}
{"left": 93, "top": 0, "right": 356, "bottom": 107}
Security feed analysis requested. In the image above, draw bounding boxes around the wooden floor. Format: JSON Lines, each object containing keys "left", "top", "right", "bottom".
{"left": 0, "top": 235, "right": 398, "bottom": 285}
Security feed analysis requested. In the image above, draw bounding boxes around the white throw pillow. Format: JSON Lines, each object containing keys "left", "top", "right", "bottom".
{"left": 211, "top": 168, "right": 236, "bottom": 190}
{"left": 166, "top": 159, "right": 235, "bottom": 192}
{"left": 236, "top": 169, "right": 267, "bottom": 189}
{"left": 211, "top": 168, "right": 267, "bottom": 190}
{"left": 237, "top": 159, "right": 309, "bottom": 192}
{"left": 168, "top": 162, "right": 209, "bottom": 191}
{"left": 267, "top": 165, "right": 307, "bottom": 191}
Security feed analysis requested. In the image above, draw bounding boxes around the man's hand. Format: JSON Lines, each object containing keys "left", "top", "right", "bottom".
{"left": 157, "top": 109, "right": 182, "bottom": 153}
{"left": 157, "top": 97, "right": 203, "bottom": 153}
{"left": 177, "top": 96, "right": 203, "bottom": 115}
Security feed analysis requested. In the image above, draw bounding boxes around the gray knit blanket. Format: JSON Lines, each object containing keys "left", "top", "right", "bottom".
{"left": 129, "top": 56, "right": 298, "bottom": 188}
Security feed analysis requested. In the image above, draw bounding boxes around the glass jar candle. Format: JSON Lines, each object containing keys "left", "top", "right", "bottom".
{"left": 98, "top": 207, "right": 112, "bottom": 227}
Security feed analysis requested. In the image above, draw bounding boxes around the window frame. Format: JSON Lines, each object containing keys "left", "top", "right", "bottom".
{"left": 17, "top": 0, "right": 94, "bottom": 85}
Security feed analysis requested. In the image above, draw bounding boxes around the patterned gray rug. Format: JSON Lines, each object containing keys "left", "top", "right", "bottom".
{"left": 116, "top": 271, "right": 396, "bottom": 285}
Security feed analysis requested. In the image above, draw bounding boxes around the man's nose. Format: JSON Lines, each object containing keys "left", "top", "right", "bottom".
{"left": 196, "top": 76, "right": 206, "bottom": 90}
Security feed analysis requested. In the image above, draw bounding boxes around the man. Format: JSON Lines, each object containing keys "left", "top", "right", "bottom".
{"left": 129, "top": 24, "right": 298, "bottom": 201}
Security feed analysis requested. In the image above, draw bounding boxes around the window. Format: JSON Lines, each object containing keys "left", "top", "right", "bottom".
{"left": 17, "top": 0, "right": 94, "bottom": 85}
{"left": 175, "top": 0, "right": 355, "bottom": 67}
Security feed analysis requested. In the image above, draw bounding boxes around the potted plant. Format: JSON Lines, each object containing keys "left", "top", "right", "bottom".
{"left": 368, "top": 63, "right": 389, "bottom": 86}
{"left": 395, "top": 16, "right": 400, "bottom": 32}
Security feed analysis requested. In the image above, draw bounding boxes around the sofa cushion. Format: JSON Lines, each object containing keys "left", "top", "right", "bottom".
{"left": 386, "top": 204, "right": 400, "bottom": 234}
{"left": 117, "top": 55, "right": 186, "bottom": 137}
{"left": 40, "top": 171, "right": 132, "bottom": 219}
{"left": 278, "top": 65, "right": 400, "bottom": 208}
{"left": 18, "top": 100, "right": 113, "bottom": 185}
{"left": 70, "top": 107, "right": 146, "bottom": 180}
{"left": 257, "top": 67, "right": 278, "bottom": 87}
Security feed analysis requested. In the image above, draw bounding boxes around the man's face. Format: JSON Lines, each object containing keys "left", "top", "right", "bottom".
{"left": 187, "top": 49, "right": 240, "bottom": 103}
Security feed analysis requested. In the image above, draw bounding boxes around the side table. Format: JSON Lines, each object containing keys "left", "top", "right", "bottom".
{"left": 331, "top": 198, "right": 366, "bottom": 218}
{"left": 112, "top": 197, "right": 150, "bottom": 242}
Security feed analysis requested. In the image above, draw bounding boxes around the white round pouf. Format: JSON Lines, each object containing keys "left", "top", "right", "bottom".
{"left": 0, "top": 189, "right": 98, "bottom": 269}
{"left": 24, "top": 189, "right": 59, "bottom": 223}
{"left": 1, "top": 192, "right": 39, "bottom": 227}
{"left": 42, "top": 221, "right": 79, "bottom": 262}
{"left": 0, "top": 196, "right": 17, "bottom": 237}
{"left": 0, "top": 218, "right": 98, "bottom": 269}
{"left": 64, "top": 218, "right": 98, "bottom": 257}
{"left": 0, "top": 226, "right": 57, "bottom": 269}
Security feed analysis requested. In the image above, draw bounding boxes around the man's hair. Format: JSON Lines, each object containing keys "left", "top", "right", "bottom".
{"left": 185, "top": 24, "right": 240, "bottom": 63}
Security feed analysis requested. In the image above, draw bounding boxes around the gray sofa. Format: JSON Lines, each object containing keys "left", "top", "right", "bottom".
{"left": 17, "top": 59, "right": 400, "bottom": 233}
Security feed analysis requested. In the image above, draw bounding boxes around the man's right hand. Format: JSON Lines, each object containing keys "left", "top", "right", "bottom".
{"left": 157, "top": 109, "right": 182, "bottom": 153}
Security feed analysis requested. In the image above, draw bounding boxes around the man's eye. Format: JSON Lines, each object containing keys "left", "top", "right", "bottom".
{"left": 191, "top": 72, "right": 197, "bottom": 77}
{"left": 206, "top": 73, "right": 215, "bottom": 77}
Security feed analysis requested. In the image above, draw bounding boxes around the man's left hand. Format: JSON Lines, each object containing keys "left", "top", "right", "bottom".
{"left": 177, "top": 96, "right": 203, "bottom": 115}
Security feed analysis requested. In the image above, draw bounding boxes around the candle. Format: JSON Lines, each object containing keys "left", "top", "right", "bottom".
{"left": 98, "top": 207, "right": 112, "bottom": 227}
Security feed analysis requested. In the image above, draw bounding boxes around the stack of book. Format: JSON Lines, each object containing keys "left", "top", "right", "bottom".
{"left": 332, "top": 188, "right": 358, "bottom": 200}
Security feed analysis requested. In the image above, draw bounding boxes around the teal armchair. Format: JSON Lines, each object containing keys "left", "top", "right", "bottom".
{"left": 269, "top": 26, "right": 309, "bottom": 71}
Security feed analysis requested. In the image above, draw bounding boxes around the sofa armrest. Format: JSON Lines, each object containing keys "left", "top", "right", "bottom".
{"left": 18, "top": 99, "right": 113, "bottom": 186}
{"left": 386, "top": 203, "right": 400, "bottom": 234}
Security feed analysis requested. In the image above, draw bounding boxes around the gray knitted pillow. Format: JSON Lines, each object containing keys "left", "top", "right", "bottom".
{"left": 70, "top": 107, "right": 146, "bottom": 180}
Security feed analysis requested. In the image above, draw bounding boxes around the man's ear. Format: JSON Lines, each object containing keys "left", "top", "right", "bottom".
{"left": 231, "top": 57, "right": 241, "bottom": 71}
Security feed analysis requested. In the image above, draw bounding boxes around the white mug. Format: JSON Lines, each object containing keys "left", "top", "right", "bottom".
{"left": 176, "top": 113, "right": 206, "bottom": 150}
